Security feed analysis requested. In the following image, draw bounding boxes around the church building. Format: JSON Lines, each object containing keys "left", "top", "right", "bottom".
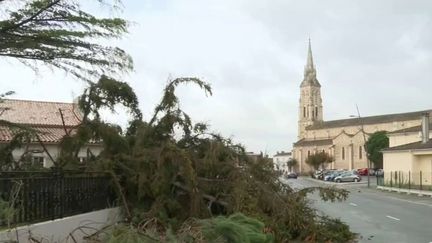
{"left": 292, "top": 40, "right": 431, "bottom": 173}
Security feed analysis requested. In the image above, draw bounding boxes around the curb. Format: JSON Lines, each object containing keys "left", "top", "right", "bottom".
{"left": 302, "top": 176, "right": 367, "bottom": 186}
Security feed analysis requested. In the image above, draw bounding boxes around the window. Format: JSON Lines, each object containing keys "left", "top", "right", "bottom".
{"left": 32, "top": 156, "right": 44, "bottom": 167}
{"left": 359, "top": 146, "right": 363, "bottom": 159}
{"left": 315, "top": 107, "right": 318, "bottom": 117}
{"left": 303, "top": 107, "right": 306, "bottom": 118}
{"left": 307, "top": 150, "right": 311, "bottom": 157}
{"left": 342, "top": 147, "right": 345, "bottom": 160}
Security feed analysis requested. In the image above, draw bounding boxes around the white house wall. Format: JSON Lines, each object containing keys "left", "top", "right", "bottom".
{"left": 11, "top": 144, "right": 103, "bottom": 167}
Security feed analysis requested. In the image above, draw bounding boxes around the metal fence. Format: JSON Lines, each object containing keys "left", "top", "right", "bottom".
{"left": 376, "top": 171, "right": 432, "bottom": 191}
{"left": 0, "top": 171, "right": 117, "bottom": 227}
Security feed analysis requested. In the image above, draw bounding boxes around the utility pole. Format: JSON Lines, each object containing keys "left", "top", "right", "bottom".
{"left": 354, "top": 105, "right": 370, "bottom": 188}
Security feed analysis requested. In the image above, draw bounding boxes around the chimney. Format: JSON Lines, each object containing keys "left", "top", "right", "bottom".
{"left": 422, "top": 112, "right": 430, "bottom": 144}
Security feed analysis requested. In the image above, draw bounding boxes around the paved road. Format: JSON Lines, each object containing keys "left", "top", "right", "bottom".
{"left": 283, "top": 177, "right": 432, "bottom": 243}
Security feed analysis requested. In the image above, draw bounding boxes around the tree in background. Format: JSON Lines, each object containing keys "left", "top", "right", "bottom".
{"left": 365, "top": 131, "right": 389, "bottom": 169}
{"left": 287, "top": 158, "right": 298, "bottom": 172}
{"left": 305, "top": 151, "right": 334, "bottom": 171}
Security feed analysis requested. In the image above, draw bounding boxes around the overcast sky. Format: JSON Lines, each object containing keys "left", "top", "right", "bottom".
{"left": 1, "top": 0, "right": 431, "bottom": 156}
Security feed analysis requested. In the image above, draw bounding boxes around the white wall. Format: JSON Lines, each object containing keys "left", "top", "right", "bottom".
{"left": 273, "top": 154, "right": 292, "bottom": 172}
{"left": 0, "top": 207, "right": 122, "bottom": 243}
{"left": 11, "top": 143, "right": 103, "bottom": 167}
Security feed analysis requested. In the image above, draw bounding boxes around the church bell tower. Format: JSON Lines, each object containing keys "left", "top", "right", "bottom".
{"left": 298, "top": 39, "right": 323, "bottom": 139}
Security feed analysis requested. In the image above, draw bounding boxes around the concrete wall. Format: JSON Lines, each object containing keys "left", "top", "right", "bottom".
{"left": 383, "top": 152, "right": 413, "bottom": 172}
{"left": 413, "top": 154, "right": 432, "bottom": 185}
{"left": 0, "top": 207, "right": 122, "bottom": 243}
{"left": 389, "top": 132, "right": 431, "bottom": 147}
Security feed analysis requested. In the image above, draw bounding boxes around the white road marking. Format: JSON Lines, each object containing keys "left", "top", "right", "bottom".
{"left": 349, "top": 203, "right": 358, "bottom": 207}
{"left": 386, "top": 215, "right": 400, "bottom": 221}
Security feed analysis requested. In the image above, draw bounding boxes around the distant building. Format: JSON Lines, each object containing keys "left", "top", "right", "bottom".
{"left": 273, "top": 151, "right": 292, "bottom": 173}
{"left": 0, "top": 99, "right": 103, "bottom": 168}
{"left": 382, "top": 113, "right": 432, "bottom": 185}
{"left": 292, "top": 40, "right": 431, "bottom": 173}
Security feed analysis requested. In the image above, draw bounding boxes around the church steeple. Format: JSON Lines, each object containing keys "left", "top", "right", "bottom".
{"left": 298, "top": 39, "right": 323, "bottom": 139}
{"left": 301, "top": 39, "right": 321, "bottom": 87}
{"left": 305, "top": 38, "right": 314, "bottom": 70}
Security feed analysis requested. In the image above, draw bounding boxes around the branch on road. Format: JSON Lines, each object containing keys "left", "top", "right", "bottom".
{"left": 296, "top": 186, "right": 349, "bottom": 202}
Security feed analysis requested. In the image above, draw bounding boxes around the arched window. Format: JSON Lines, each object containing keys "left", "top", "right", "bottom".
{"left": 359, "top": 146, "right": 363, "bottom": 159}
{"left": 342, "top": 147, "right": 345, "bottom": 160}
{"left": 315, "top": 107, "right": 318, "bottom": 117}
{"left": 303, "top": 107, "right": 306, "bottom": 118}
{"left": 308, "top": 150, "right": 311, "bottom": 157}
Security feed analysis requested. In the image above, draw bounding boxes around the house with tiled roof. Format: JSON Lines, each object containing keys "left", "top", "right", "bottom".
{"left": 0, "top": 99, "right": 103, "bottom": 168}
{"left": 292, "top": 40, "right": 431, "bottom": 173}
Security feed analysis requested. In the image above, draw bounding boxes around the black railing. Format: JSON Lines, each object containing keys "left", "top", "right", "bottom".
{"left": 376, "top": 171, "right": 432, "bottom": 191}
{"left": 0, "top": 171, "right": 117, "bottom": 227}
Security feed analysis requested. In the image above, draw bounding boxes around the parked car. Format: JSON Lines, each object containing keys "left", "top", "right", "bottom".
{"left": 375, "top": 169, "right": 384, "bottom": 176}
{"left": 324, "top": 170, "right": 345, "bottom": 181}
{"left": 286, "top": 172, "right": 298, "bottom": 179}
{"left": 313, "top": 170, "right": 323, "bottom": 179}
{"left": 357, "top": 168, "right": 368, "bottom": 176}
{"left": 334, "top": 173, "right": 361, "bottom": 183}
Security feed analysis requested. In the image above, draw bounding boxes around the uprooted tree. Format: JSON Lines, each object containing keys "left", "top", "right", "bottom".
{"left": 48, "top": 77, "right": 354, "bottom": 242}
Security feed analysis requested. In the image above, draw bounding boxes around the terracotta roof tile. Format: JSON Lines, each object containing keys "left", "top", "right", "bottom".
{"left": 0, "top": 99, "right": 82, "bottom": 126}
{"left": 0, "top": 125, "right": 71, "bottom": 143}
{"left": 0, "top": 125, "right": 99, "bottom": 144}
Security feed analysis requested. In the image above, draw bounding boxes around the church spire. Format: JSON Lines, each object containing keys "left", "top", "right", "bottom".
{"left": 306, "top": 38, "right": 314, "bottom": 70}
{"left": 301, "top": 38, "right": 320, "bottom": 87}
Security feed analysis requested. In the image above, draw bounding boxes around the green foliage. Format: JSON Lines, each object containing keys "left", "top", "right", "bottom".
{"left": 306, "top": 216, "right": 356, "bottom": 242}
{"left": 194, "top": 213, "right": 273, "bottom": 243}
{"left": 287, "top": 158, "right": 298, "bottom": 171}
{"left": 365, "top": 131, "right": 389, "bottom": 169}
{"left": 101, "top": 213, "right": 272, "bottom": 243}
{"left": 0, "top": 198, "right": 15, "bottom": 227}
{"left": 79, "top": 75, "right": 142, "bottom": 121}
{"left": 0, "top": 0, "right": 132, "bottom": 81}
{"left": 305, "top": 151, "right": 333, "bottom": 170}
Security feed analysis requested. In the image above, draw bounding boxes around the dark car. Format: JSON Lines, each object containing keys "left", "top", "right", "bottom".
{"left": 324, "top": 170, "right": 343, "bottom": 181}
{"left": 286, "top": 172, "right": 298, "bottom": 179}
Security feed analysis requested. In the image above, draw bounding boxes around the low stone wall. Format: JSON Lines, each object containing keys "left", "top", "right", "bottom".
{"left": 0, "top": 207, "right": 122, "bottom": 243}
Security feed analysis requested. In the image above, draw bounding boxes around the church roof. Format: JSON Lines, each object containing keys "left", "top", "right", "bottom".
{"left": 306, "top": 110, "right": 432, "bottom": 130}
{"left": 382, "top": 140, "right": 432, "bottom": 152}
{"left": 274, "top": 151, "right": 292, "bottom": 157}
{"left": 387, "top": 122, "right": 432, "bottom": 135}
{"left": 293, "top": 138, "right": 333, "bottom": 147}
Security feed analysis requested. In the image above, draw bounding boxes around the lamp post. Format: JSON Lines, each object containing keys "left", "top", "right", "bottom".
{"left": 350, "top": 105, "right": 370, "bottom": 188}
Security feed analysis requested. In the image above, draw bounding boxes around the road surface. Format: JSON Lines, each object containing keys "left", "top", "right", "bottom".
{"left": 283, "top": 177, "right": 432, "bottom": 243}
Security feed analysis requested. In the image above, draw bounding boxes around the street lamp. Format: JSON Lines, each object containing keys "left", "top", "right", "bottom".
{"left": 350, "top": 105, "right": 371, "bottom": 188}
